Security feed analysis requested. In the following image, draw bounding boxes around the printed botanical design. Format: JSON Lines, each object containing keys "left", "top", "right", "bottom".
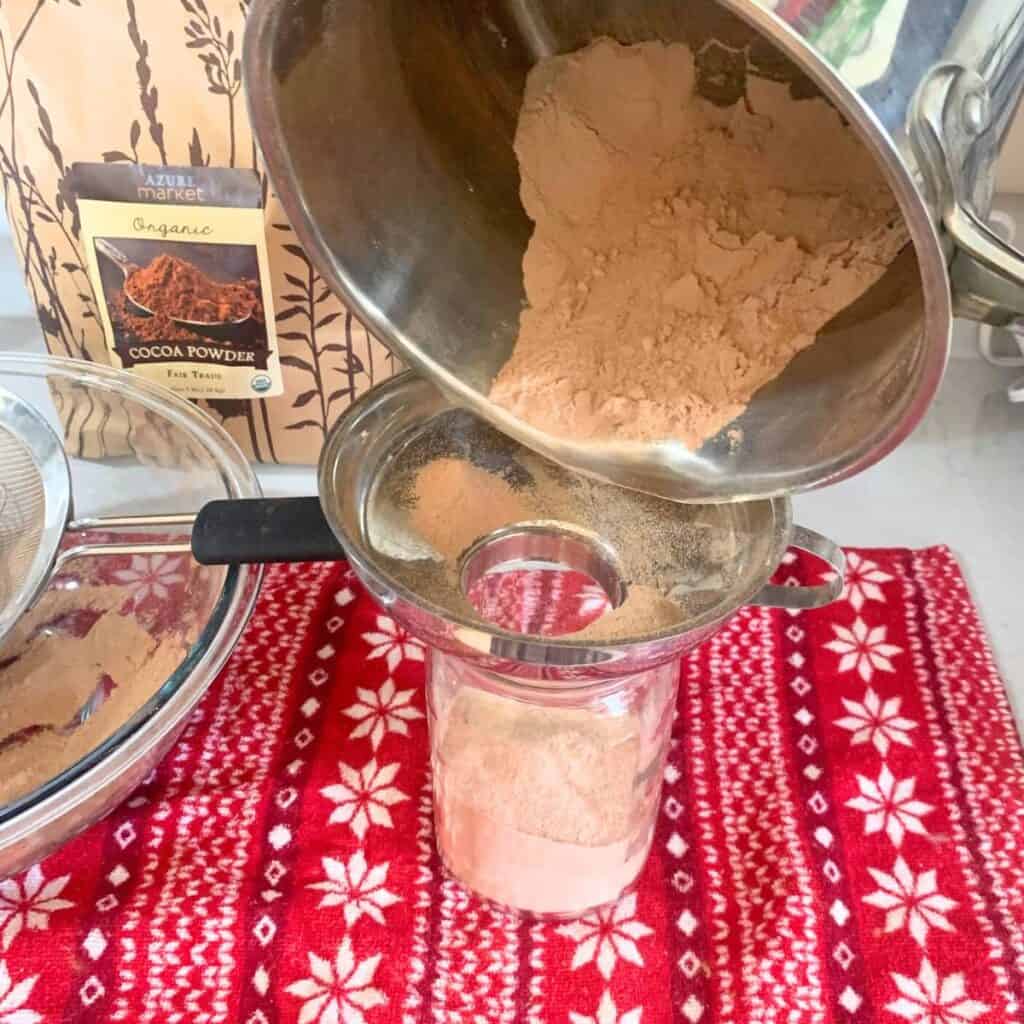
{"left": 272, "top": 222, "right": 394, "bottom": 438}
{"left": 864, "top": 857, "right": 956, "bottom": 946}
{"left": 846, "top": 765, "right": 934, "bottom": 847}
{"left": 887, "top": 958, "right": 989, "bottom": 1024}
{"left": 0, "top": 867, "right": 73, "bottom": 951}
{"left": 556, "top": 893, "right": 654, "bottom": 980}
{"left": 825, "top": 618, "right": 903, "bottom": 681}
{"left": 362, "top": 616, "right": 426, "bottom": 674}
{"left": 307, "top": 851, "right": 400, "bottom": 926}
{"left": 112, "top": 553, "right": 187, "bottom": 604}
{"left": 0, "top": 0, "right": 396, "bottom": 466}
{"left": 286, "top": 938, "right": 387, "bottom": 1024}
{"left": 834, "top": 687, "right": 917, "bottom": 756}
{"left": 342, "top": 679, "right": 424, "bottom": 750}
{"left": 569, "top": 990, "right": 643, "bottom": 1024}
{"left": 0, "top": 960, "right": 40, "bottom": 1024}
{"left": 181, "top": 0, "right": 242, "bottom": 167}
{"left": 321, "top": 758, "right": 409, "bottom": 839}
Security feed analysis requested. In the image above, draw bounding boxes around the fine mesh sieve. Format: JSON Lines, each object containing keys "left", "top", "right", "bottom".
{"left": 0, "top": 383, "right": 349, "bottom": 647}
{"left": 0, "top": 383, "right": 198, "bottom": 645}
{"left": 0, "top": 384, "right": 72, "bottom": 643}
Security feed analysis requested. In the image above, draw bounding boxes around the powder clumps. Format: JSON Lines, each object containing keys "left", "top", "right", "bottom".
{"left": 0, "top": 578, "right": 193, "bottom": 806}
{"left": 490, "top": 38, "right": 910, "bottom": 448}
{"left": 127, "top": 253, "right": 263, "bottom": 325}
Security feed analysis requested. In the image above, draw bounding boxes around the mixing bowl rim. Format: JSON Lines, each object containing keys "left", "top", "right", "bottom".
{"left": 0, "top": 353, "right": 263, "bottom": 831}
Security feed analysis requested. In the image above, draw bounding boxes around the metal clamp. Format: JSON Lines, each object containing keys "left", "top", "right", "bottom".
{"left": 748, "top": 526, "right": 846, "bottom": 612}
{"left": 914, "top": 64, "right": 1024, "bottom": 326}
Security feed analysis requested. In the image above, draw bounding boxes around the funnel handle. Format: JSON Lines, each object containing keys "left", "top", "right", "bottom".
{"left": 748, "top": 526, "right": 845, "bottom": 611}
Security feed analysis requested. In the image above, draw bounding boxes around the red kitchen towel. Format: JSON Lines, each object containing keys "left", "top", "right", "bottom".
{"left": 1, "top": 547, "right": 1023, "bottom": 1024}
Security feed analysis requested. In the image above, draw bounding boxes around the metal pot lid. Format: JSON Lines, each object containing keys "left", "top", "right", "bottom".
{"left": 318, "top": 374, "right": 844, "bottom": 677}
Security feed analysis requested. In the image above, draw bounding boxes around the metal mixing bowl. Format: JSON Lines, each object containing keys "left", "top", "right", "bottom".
{"left": 0, "top": 355, "right": 261, "bottom": 878}
{"left": 244, "top": 0, "right": 971, "bottom": 502}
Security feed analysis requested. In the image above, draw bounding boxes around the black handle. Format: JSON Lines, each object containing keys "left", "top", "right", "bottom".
{"left": 191, "top": 497, "right": 345, "bottom": 565}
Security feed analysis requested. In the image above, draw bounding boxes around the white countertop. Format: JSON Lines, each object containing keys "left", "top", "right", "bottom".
{"left": 4, "top": 307, "right": 1023, "bottom": 727}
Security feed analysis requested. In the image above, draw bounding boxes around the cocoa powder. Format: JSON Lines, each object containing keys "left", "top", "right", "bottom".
{"left": 490, "top": 38, "right": 910, "bottom": 448}
{"left": 126, "top": 253, "right": 263, "bottom": 325}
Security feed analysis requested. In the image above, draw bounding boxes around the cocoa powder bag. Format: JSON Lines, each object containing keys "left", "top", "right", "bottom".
{"left": 0, "top": 0, "right": 396, "bottom": 464}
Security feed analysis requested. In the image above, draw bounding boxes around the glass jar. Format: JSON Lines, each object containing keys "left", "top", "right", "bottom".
{"left": 427, "top": 647, "right": 678, "bottom": 918}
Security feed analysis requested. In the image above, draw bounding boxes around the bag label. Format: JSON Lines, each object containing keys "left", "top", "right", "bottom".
{"left": 73, "top": 162, "right": 282, "bottom": 399}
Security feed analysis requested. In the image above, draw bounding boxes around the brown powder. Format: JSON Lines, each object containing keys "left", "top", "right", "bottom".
{"left": 573, "top": 584, "right": 681, "bottom": 641}
{"left": 126, "top": 253, "right": 263, "bottom": 324}
{"left": 113, "top": 288, "right": 200, "bottom": 343}
{"left": 0, "top": 583, "right": 189, "bottom": 805}
{"left": 490, "top": 38, "right": 910, "bottom": 448}
{"left": 409, "top": 457, "right": 536, "bottom": 560}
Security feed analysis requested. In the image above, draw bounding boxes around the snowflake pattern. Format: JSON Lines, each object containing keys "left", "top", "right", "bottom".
{"left": 825, "top": 618, "right": 903, "bottom": 682}
{"left": 864, "top": 857, "right": 956, "bottom": 946}
{"left": 362, "top": 616, "right": 425, "bottom": 673}
{"left": 342, "top": 679, "right": 424, "bottom": 750}
{"left": 825, "top": 553, "right": 894, "bottom": 611}
{"left": 111, "top": 553, "right": 186, "bottom": 604}
{"left": 307, "top": 851, "right": 400, "bottom": 926}
{"left": 556, "top": 893, "right": 654, "bottom": 980}
{"left": 846, "top": 765, "right": 934, "bottom": 847}
{"left": 0, "top": 866, "right": 73, "bottom": 951}
{"left": 569, "top": 990, "right": 643, "bottom": 1024}
{"left": 321, "top": 758, "right": 409, "bottom": 839}
{"left": 835, "top": 687, "right": 917, "bottom": 756}
{"left": 286, "top": 937, "right": 387, "bottom": 1024}
{"left": 0, "top": 960, "right": 40, "bottom": 1024}
{"left": 887, "top": 958, "right": 989, "bottom": 1024}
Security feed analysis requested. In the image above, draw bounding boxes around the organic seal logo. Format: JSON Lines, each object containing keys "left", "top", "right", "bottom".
{"left": 251, "top": 374, "right": 272, "bottom": 394}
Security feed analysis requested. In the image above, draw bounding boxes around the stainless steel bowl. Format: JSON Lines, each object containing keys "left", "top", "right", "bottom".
{"left": 0, "top": 355, "right": 261, "bottom": 878}
{"left": 246, "top": 0, "right": 1024, "bottom": 502}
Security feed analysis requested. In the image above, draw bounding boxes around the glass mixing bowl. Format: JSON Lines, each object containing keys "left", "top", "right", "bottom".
{"left": 0, "top": 354, "right": 261, "bottom": 877}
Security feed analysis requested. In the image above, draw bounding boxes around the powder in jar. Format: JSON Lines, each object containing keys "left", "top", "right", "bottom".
{"left": 490, "top": 38, "right": 910, "bottom": 449}
{"left": 126, "top": 253, "right": 263, "bottom": 324}
{"left": 433, "top": 681, "right": 660, "bottom": 916}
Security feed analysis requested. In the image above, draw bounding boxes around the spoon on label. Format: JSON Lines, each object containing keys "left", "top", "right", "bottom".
{"left": 94, "top": 238, "right": 261, "bottom": 343}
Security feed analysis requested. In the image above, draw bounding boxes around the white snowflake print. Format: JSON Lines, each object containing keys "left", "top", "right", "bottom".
{"left": 342, "top": 679, "right": 424, "bottom": 750}
{"left": 846, "top": 765, "right": 934, "bottom": 847}
{"left": 0, "top": 866, "right": 73, "bottom": 951}
{"left": 362, "top": 615, "right": 425, "bottom": 673}
{"left": 286, "top": 937, "right": 387, "bottom": 1024}
{"left": 556, "top": 892, "right": 654, "bottom": 980}
{"left": 321, "top": 758, "right": 409, "bottom": 839}
{"left": 823, "top": 553, "right": 894, "bottom": 611}
{"left": 0, "top": 960, "right": 40, "bottom": 1024}
{"left": 111, "top": 553, "right": 186, "bottom": 603}
{"left": 835, "top": 687, "right": 917, "bottom": 756}
{"left": 569, "top": 990, "right": 643, "bottom": 1024}
{"left": 307, "top": 851, "right": 400, "bottom": 926}
{"left": 887, "top": 957, "right": 989, "bottom": 1024}
{"left": 578, "top": 583, "right": 612, "bottom": 618}
{"left": 825, "top": 618, "right": 902, "bottom": 682}
{"left": 864, "top": 857, "right": 956, "bottom": 946}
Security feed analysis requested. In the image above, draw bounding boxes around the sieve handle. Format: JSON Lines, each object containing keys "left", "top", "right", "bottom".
{"left": 747, "top": 526, "right": 846, "bottom": 612}
{"left": 191, "top": 497, "right": 345, "bottom": 565}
